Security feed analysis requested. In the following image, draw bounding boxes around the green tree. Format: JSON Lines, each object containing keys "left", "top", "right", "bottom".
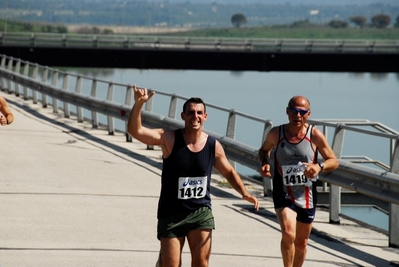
{"left": 291, "top": 19, "right": 311, "bottom": 28}
{"left": 56, "top": 25, "right": 68, "bottom": 33}
{"left": 394, "top": 15, "right": 399, "bottom": 28}
{"left": 349, "top": 16, "right": 367, "bottom": 28}
{"left": 103, "top": 28, "right": 114, "bottom": 34}
{"left": 371, "top": 14, "right": 391, "bottom": 28}
{"left": 41, "top": 25, "right": 54, "bottom": 32}
{"left": 22, "top": 23, "right": 33, "bottom": 31}
{"left": 231, "top": 13, "right": 247, "bottom": 28}
{"left": 328, "top": 20, "right": 348, "bottom": 28}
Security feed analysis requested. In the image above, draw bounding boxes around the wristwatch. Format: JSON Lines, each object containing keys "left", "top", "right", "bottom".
{"left": 318, "top": 162, "right": 324, "bottom": 171}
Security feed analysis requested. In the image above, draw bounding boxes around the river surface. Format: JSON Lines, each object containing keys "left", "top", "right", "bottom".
{"left": 63, "top": 68, "right": 399, "bottom": 171}
{"left": 62, "top": 68, "right": 398, "bottom": 231}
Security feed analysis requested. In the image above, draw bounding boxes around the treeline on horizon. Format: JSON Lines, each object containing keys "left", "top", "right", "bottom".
{"left": 1, "top": 0, "right": 399, "bottom": 39}
{"left": 1, "top": 18, "right": 399, "bottom": 40}
{"left": 3, "top": 0, "right": 399, "bottom": 27}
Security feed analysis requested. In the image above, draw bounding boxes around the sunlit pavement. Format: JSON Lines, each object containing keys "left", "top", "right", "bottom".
{"left": 0, "top": 91, "right": 398, "bottom": 267}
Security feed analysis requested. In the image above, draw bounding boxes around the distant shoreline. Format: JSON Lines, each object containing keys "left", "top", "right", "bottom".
{"left": 67, "top": 24, "right": 194, "bottom": 34}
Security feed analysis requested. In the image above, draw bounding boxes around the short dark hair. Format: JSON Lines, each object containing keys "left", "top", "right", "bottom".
{"left": 182, "top": 97, "right": 206, "bottom": 113}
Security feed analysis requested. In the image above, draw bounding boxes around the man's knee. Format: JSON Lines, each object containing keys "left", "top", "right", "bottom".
{"left": 281, "top": 227, "right": 296, "bottom": 244}
{"left": 294, "top": 237, "right": 309, "bottom": 252}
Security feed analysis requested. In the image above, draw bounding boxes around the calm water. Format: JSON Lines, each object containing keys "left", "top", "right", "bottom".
{"left": 63, "top": 68, "right": 398, "bottom": 231}
{"left": 65, "top": 68, "right": 399, "bottom": 171}
{"left": 341, "top": 206, "right": 388, "bottom": 231}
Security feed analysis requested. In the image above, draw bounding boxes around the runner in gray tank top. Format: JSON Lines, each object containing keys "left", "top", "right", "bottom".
{"left": 274, "top": 124, "right": 317, "bottom": 209}
{"left": 258, "top": 95, "right": 338, "bottom": 267}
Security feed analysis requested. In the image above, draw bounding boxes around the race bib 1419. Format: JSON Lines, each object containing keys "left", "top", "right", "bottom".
{"left": 281, "top": 165, "right": 310, "bottom": 186}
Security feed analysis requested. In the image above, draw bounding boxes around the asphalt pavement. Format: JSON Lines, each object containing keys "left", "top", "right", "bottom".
{"left": 0, "top": 91, "right": 398, "bottom": 267}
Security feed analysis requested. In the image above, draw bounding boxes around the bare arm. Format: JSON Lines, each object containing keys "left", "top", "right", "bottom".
{"left": 299, "top": 127, "right": 339, "bottom": 178}
{"left": 127, "top": 85, "right": 172, "bottom": 156}
{"left": 258, "top": 126, "right": 279, "bottom": 177}
{"left": 311, "top": 127, "right": 339, "bottom": 172}
{"left": 213, "top": 140, "right": 259, "bottom": 211}
{"left": 0, "top": 96, "right": 13, "bottom": 125}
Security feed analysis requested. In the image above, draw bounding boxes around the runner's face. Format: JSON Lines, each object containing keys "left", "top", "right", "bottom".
{"left": 286, "top": 98, "right": 311, "bottom": 126}
{"left": 182, "top": 103, "right": 207, "bottom": 129}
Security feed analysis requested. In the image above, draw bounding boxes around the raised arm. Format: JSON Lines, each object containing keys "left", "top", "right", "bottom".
{"left": 127, "top": 85, "right": 173, "bottom": 156}
{"left": 213, "top": 140, "right": 259, "bottom": 211}
{"left": 0, "top": 96, "right": 14, "bottom": 125}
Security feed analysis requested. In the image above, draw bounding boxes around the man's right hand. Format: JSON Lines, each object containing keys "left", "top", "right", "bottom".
{"left": 133, "top": 84, "right": 155, "bottom": 103}
{"left": 259, "top": 163, "right": 272, "bottom": 177}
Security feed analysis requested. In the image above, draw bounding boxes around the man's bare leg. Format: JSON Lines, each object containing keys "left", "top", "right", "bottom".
{"left": 160, "top": 236, "right": 185, "bottom": 267}
{"left": 293, "top": 221, "right": 312, "bottom": 267}
{"left": 187, "top": 229, "right": 212, "bottom": 267}
{"left": 276, "top": 207, "right": 297, "bottom": 267}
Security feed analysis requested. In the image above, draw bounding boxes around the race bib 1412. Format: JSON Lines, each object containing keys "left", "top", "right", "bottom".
{"left": 178, "top": 176, "right": 207, "bottom": 199}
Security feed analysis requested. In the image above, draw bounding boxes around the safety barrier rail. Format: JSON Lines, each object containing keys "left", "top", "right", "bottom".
{"left": 0, "top": 54, "right": 398, "bottom": 247}
{"left": 0, "top": 32, "right": 399, "bottom": 53}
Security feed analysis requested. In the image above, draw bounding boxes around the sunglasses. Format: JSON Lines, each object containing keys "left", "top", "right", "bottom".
{"left": 288, "top": 107, "right": 309, "bottom": 116}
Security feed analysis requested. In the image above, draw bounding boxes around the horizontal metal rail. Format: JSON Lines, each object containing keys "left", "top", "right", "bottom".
{"left": 1, "top": 54, "right": 399, "bottom": 247}
{"left": 0, "top": 65, "right": 262, "bottom": 167}
{"left": 0, "top": 32, "right": 398, "bottom": 54}
{"left": 321, "top": 160, "right": 399, "bottom": 205}
{"left": 5, "top": 66, "right": 397, "bottom": 201}
{"left": 1, "top": 54, "right": 398, "bottom": 196}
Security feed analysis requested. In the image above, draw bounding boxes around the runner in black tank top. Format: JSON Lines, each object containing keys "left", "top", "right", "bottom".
{"left": 128, "top": 88, "right": 259, "bottom": 267}
{"left": 158, "top": 129, "right": 214, "bottom": 219}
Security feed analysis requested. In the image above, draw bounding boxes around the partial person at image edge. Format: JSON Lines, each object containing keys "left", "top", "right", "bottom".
{"left": 0, "top": 96, "right": 14, "bottom": 126}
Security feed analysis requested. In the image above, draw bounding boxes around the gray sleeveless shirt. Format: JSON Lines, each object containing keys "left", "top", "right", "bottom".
{"left": 273, "top": 125, "right": 318, "bottom": 209}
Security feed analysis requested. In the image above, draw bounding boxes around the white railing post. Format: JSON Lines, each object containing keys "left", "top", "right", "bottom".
{"left": 6, "top": 57, "right": 13, "bottom": 94}
{"left": 389, "top": 204, "right": 399, "bottom": 248}
{"left": 14, "top": 59, "right": 21, "bottom": 96}
{"left": 75, "top": 76, "right": 83, "bottom": 122}
{"left": 261, "top": 120, "right": 273, "bottom": 196}
{"left": 391, "top": 138, "right": 399, "bottom": 174}
{"left": 41, "top": 66, "right": 48, "bottom": 108}
{"left": 0, "top": 56, "right": 5, "bottom": 90}
{"left": 106, "top": 82, "right": 115, "bottom": 135}
{"left": 22, "top": 62, "right": 29, "bottom": 100}
{"left": 31, "top": 64, "right": 39, "bottom": 104}
{"left": 144, "top": 89, "right": 155, "bottom": 150}
{"left": 226, "top": 110, "right": 237, "bottom": 169}
{"left": 90, "top": 79, "right": 98, "bottom": 128}
{"left": 51, "top": 70, "right": 59, "bottom": 113}
{"left": 125, "top": 85, "right": 133, "bottom": 142}
{"left": 168, "top": 95, "right": 178, "bottom": 119}
{"left": 329, "top": 124, "right": 345, "bottom": 224}
{"left": 145, "top": 89, "right": 154, "bottom": 112}
{"left": 62, "top": 74, "right": 70, "bottom": 118}
{"left": 389, "top": 139, "right": 399, "bottom": 247}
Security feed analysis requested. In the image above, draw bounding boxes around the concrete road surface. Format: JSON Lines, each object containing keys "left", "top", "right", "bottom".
{"left": 0, "top": 91, "right": 398, "bottom": 267}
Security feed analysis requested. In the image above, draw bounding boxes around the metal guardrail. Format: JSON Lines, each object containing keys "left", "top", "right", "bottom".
{"left": 0, "top": 54, "right": 399, "bottom": 247}
{"left": 0, "top": 32, "right": 399, "bottom": 53}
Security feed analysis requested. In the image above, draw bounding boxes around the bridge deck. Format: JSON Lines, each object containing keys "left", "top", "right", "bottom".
{"left": 2, "top": 45, "right": 398, "bottom": 73}
{"left": 1, "top": 91, "right": 398, "bottom": 267}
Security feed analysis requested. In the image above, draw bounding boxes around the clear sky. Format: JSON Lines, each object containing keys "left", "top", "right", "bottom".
{"left": 146, "top": 0, "right": 399, "bottom": 5}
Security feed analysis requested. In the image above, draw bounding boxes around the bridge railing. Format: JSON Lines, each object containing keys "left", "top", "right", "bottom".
{"left": 0, "top": 54, "right": 399, "bottom": 247}
{"left": 1, "top": 32, "right": 398, "bottom": 53}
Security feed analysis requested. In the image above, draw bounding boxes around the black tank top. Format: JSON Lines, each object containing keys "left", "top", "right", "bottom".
{"left": 157, "top": 129, "right": 215, "bottom": 219}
